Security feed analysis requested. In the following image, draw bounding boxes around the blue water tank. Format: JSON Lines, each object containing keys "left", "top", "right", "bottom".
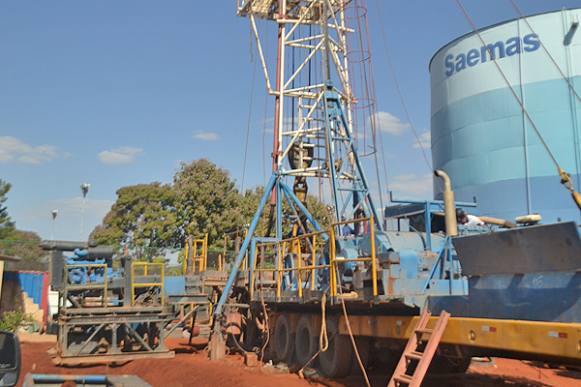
{"left": 430, "top": 8, "right": 581, "bottom": 223}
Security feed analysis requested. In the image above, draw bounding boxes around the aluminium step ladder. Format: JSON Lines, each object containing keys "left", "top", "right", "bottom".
{"left": 387, "top": 310, "right": 450, "bottom": 387}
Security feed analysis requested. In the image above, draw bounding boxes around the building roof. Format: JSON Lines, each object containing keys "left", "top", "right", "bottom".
{"left": 0, "top": 254, "right": 21, "bottom": 262}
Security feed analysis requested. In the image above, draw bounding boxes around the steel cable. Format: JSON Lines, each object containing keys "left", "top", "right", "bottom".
{"left": 454, "top": 0, "right": 581, "bottom": 209}
{"left": 453, "top": 0, "right": 561, "bottom": 171}
{"left": 508, "top": 0, "right": 581, "bottom": 104}
{"left": 374, "top": 0, "right": 434, "bottom": 173}
{"left": 241, "top": 54, "right": 258, "bottom": 193}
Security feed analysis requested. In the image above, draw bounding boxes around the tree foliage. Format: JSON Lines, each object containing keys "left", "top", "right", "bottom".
{"left": 91, "top": 159, "right": 333, "bottom": 254}
{"left": 90, "top": 183, "right": 176, "bottom": 256}
{"left": 0, "top": 180, "right": 46, "bottom": 270}
{"left": 0, "top": 180, "right": 14, "bottom": 238}
{"left": 174, "top": 159, "right": 244, "bottom": 246}
{"left": 238, "top": 186, "right": 332, "bottom": 237}
{"left": 1, "top": 229, "right": 45, "bottom": 271}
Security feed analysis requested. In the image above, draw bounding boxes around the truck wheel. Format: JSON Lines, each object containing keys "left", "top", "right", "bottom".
{"left": 273, "top": 314, "right": 295, "bottom": 363}
{"left": 243, "top": 318, "right": 259, "bottom": 351}
{"left": 350, "top": 337, "right": 370, "bottom": 375}
{"left": 318, "top": 317, "right": 352, "bottom": 378}
{"left": 431, "top": 355, "right": 472, "bottom": 373}
{"left": 295, "top": 315, "right": 318, "bottom": 366}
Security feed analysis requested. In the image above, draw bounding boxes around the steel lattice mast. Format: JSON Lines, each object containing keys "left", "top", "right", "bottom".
{"left": 210, "top": 0, "right": 380, "bottom": 357}
{"left": 238, "top": 0, "right": 379, "bottom": 223}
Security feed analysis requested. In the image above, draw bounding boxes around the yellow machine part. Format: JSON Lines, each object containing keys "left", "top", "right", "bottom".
{"left": 340, "top": 315, "right": 581, "bottom": 362}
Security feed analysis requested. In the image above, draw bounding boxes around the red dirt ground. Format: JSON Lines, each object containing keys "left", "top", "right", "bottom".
{"left": 18, "top": 336, "right": 581, "bottom": 387}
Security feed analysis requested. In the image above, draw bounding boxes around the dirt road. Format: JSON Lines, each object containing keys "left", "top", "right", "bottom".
{"left": 18, "top": 336, "right": 580, "bottom": 386}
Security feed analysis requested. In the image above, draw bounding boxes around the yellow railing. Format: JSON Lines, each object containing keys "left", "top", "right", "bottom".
{"left": 248, "top": 216, "right": 378, "bottom": 300}
{"left": 250, "top": 240, "right": 279, "bottom": 300}
{"left": 276, "top": 230, "right": 329, "bottom": 299}
{"left": 63, "top": 263, "right": 108, "bottom": 307}
{"left": 131, "top": 261, "right": 165, "bottom": 306}
{"left": 329, "top": 216, "right": 377, "bottom": 297}
{"left": 182, "top": 234, "right": 208, "bottom": 274}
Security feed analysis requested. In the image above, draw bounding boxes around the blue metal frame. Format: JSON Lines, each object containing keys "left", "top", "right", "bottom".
{"left": 213, "top": 174, "right": 323, "bottom": 319}
{"left": 389, "top": 193, "right": 477, "bottom": 251}
{"left": 214, "top": 174, "right": 277, "bottom": 317}
{"left": 323, "top": 84, "right": 382, "bottom": 229}
{"left": 214, "top": 84, "right": 471, "bottom": 322}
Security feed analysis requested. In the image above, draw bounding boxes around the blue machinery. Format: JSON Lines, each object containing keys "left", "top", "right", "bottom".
{"left": 211, "top": 84, "right": 468, "bottom": 308}
{"left": 206, "top": 6, "right": 468, "bottom": 365}
{"left": 43, "top": 242, "right": 175, "bottom": 365}
{"left": 206, "top": 0, "right": 581, "bottom": 373}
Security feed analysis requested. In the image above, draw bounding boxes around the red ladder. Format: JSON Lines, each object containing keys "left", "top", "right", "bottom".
{"left": 387, "top": 310, "right": 450, "bottom": 387}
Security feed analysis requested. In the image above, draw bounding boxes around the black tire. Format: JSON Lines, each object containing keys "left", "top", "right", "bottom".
{"left": 295, "top": 315, "right": 318, "bottom": 366}
{"left": 273, "top": 314, "right": 295, "bottom": 363}
{"left": 430, "top": 355, "right": 472, "bottom": 374}
{"left": 243, "top": 318, "right": 260, "bottom": 352}
{"left": 350, "top": 337, "right": 371, "bottom": 375}
{"left": 318, "top": 317, "right": 353, "bottom": 378}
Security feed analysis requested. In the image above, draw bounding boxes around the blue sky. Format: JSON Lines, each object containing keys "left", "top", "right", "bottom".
{"left": 1, "top": 0, "right": 578, "bottom": 241}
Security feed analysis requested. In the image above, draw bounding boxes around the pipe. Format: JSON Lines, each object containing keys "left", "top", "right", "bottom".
{"left": 434, "top": 169, "right": 458, "bottom": 237}
{"left": 40, "top": 240, "right": 97, "bottom": 250}
{"left": 478, "top": 216, "right": 517, "bottom": 229}
{"left": 433, "top": 212, "right": 516, "bottom": 229}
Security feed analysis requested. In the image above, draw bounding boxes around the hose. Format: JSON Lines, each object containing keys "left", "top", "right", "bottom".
{"left": 335, "top": 266, "right": 371, "bottom": 387}
{"left": 298, "top": 292, "right": 329, "bottom": 377}
{"left": 224, "top": 322, "right": 247, "bottom": 355}
{"left": 259, "top": 287, "right": 270, "bottom": 360}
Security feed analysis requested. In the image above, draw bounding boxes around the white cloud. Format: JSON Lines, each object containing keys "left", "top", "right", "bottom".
{"left": 0, "top": 136, "right": 61, "bottom": 165}
{"left": 193, "top": 131, "right": 220, "bottom": 141}
{"left": 370, "top": 111, "right": 410, "bottom": 135}
{"left": 98, "top": 146, "right": 143, "bottom": 165}
{"left": 413, "top": 131, "right": 431, "bottom": 149}
{"left": 389, "top": 173, "right": 433, "bottom": 198}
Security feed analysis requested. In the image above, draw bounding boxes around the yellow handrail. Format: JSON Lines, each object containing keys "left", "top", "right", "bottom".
{"left": 247, "top": 216, "right": 378, "bottom": 300}
{"left": 329, "top": 216, "right": 377, "bottom": 297}
{"left": 183, "top": 234, "right": 209, "bottom": 274}
{"left": 370, "top": 216, "right": 378, "bottom": 296}
{"left": 131, "top": 262, "right": 164, "bottom": 306}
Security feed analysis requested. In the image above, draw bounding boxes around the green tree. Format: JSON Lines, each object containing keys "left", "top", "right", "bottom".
{"left": 0, "top": 181, "right": 46, "bottom": 270}
{"left": 304, "top": 194, "right": 333, "bottom": 230}
{"left": 0, "top": 180, "right": 14, "bottom": 238}
{"left": 238, "top": 185, "right": 332, "bottom": 237}
{"left": 0, "top": 229, "right": 46, "bottom": 271}
{"left": 174, "top": 159, "right": 244, "bottom": 247}
{"left": 89, "top": 159, "right": 333, "bottom": 264}
{"left": 90, "top": 183, "right": 177, "bottom": 257}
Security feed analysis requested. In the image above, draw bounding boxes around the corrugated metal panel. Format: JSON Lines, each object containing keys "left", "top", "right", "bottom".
{"left": 4, "top": 271, "right": 46, "bottom": 305}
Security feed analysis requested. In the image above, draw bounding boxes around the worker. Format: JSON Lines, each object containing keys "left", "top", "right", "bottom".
{"left": 341, "top": 217, "right": 355, "bottom": 236}
{"left": 456, "top": 209, "right": 485, "bottom": 227}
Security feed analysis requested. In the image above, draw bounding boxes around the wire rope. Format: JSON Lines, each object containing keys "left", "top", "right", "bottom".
{"left": 374, "top": 0, "right": 433, "bottom": 173}
{"left": 241, "top": 55, "right": 258, "bottom": 193}
{"left": 454, "top": 0, "right": 581, "bottom": 209}
{"left": 354, "top": 0, "right": 386, "bottom": 213}
{"left": 507, "top": 0, "right": 581, "bottom": 104}
{"left": 453, "top": 0, "right": 561, "bottom": 170}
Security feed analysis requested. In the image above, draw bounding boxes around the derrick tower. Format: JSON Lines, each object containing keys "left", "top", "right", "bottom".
{"left": 211, "top": 0, "right": 382, "bottom": 351}
{"left": 237, "top": 0, "right": 379, "bottom": 226}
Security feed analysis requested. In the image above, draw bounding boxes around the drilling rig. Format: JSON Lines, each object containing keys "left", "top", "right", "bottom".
{"left": 205, "top": 1, "right": 581, "bottom": 380}
{"left": 207, "top": 0, "right": 469, "bottom": 373}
